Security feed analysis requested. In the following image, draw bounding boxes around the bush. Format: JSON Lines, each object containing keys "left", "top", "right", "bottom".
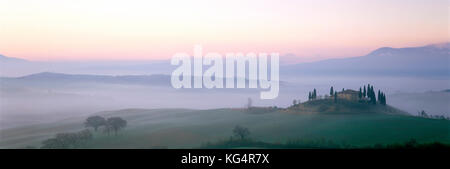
{"left": 41, "top": 129, "right": 93, "bottom": 149}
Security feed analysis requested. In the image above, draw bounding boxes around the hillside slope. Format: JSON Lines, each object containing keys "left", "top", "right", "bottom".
{"left": 0, "top": 104, "right": 448, "bottom": 148}
{"left": 288, "top": 99, "right": 409, "bottom": 115}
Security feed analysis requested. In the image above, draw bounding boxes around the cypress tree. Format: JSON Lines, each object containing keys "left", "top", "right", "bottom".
{"left": 378, "top": 90, "right": 381, "bottom": 102}
{"left": 363, "top": 86, "right": 366, "bottom": 97}
{"left": 371, "top": 87, "right": 376, "bottom": 104}
{"left": 359, "top": 87, "right": 362, "bottom": 99}
{"left": 313, "top": 89, "right": 317, "bottom": 99}
{"left": 330, "top": 86, "right": 334, "bottom": 96}
{"left": 380, "top": 92, "right": 383, "bottom": 105}
{"left": 334, "top": 91, "right": 337, "bottom": 103}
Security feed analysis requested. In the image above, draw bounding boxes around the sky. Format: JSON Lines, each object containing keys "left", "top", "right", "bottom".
{"left": 0, "top": 0, "right": 448, "bottom": 62}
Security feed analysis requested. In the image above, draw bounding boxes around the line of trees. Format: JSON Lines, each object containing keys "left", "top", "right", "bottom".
{"left": 308, "top": 88, "right": 317, "bottom": 100}
{"left": 358, "top": 84, "right": 386, "bottom": 105}
{"left": 418, "top": 110, "right": 449, "bottom": 120}
{"left": 378, "top": 90, "right": 386, "bottom": 105}
{"left": 84, "top": 116, "right": 127, "bottom": 135}
{"left": 40, "top": 116, "right": 127, "bottom": 149}
{"left": 306, "top": 84, "right": 387, "bottom": 105}
{"left": 41, "top": 129, "right": 93, "bottom": 149}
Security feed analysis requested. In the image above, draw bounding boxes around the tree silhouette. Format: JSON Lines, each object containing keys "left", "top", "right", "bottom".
{"left": 378, "top": 90, "right": 381, "bottom": 101}
{"left": 233, "top": 125, "right": 250, "bottom": 140}
{"left": 418, "top": 110, "right": 428, "bottom": 118}
{"left": 368, "top": 85, "right": 376, "bottom": 104}
{"left": 363, "top": 85, "right": 366, "bottom": 98}
{"left": 41, "top": 129, "right": 93, "bottom": 149}
{"left": 379, "top": 92, "right": 386, "bottom": 105}
{"left": 313, "top": 89, "right": 317, "bottom": 99}
{"left": 330, "top": 86, "right": 334, "bottom": 96}
{"left": 84, "top": 116, "right": 106, "bottom": 131}
{"left": 334, "top": 91, "right": 337, "bottom": 103}
{"left": 104, "top": 117, "right": 127, "bottom": 136}
{"left": 359, "top": 87, "right": 362, "bottom": 99}
{"left": 247, "top": 97, "right": 253, "bottom": 109}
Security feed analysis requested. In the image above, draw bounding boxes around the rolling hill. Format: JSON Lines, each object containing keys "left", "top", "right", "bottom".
{"left": 1, "top": 100, "right": 448, "bottom": 149}
{"left": 288, "top": 98, "right": 409, "bottom": 115}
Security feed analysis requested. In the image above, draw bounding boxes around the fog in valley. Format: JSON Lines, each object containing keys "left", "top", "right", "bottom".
{"left": 1, "top": 73, "right": 448, "bottom": 129}
{"left": 1, "top": 44, "right": 449, "bottom": 130}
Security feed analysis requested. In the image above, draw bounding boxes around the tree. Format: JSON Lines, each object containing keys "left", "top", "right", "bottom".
{"left": 358, "top": 87, "right": 362, "bottom": 99}
{"left": 378, "top": 90, "right": 381, "bottom": 102}
{"left": 330, "top": 86, "right": 334, "bottom": 96}
{"left": 334, "top": 91, "right": 337, "bottom": 103}
{"left": 371, "top": 86, "right": 376, "bottom": 104}
{"left": 365, "top": 84, "right": 376, "bottom": 104}
{"left": 313, "top": 89, "right": 317, "bottom": 99}
{"left": 233, "top": 125, "right": 250, "bottom": 140}
{"left": 379, "top": 92, "right": 386, "bottom": 105}
{"left": 84, "top": 116, "right": 106, "bottom": 131}
{"left": 104, "top": 117, "right": 127, "bottom": 136}
{"left": 293, "top": 100, "right": 297, "bottom": 106}
{"left": 379, "top": 92, "right": 383, "bottom": 105}
{"left": 77, "top": 129, "right": 93, "bottom": 141}
{"left": 41, "top": 129, "right": 93, "bottom": 149}
{"left": 418, "top": 110, "right": 428, "bottom": 118}
{"left": 308, "top": 92, "right": 312, "bottom": 101}
{"left": 369, "top": 90, "right": 376, "bottom": 104}
{"left": 247, "top": 97, "right": 253, "bottom": 109}
{"left": 363, "top": 86, "right": 366, "bottom": 98}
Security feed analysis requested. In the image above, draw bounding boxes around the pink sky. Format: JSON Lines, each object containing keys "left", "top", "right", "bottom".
{"left": 0, "top": 0, "right": 448, "bottom": 62}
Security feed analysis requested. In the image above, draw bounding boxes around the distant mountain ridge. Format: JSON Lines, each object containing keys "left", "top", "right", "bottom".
{"left": 1, "top": 43, "right": 449, "bottom": 77}
{"left": 0, "top": 54, "right": 28, "bottom": 63}
{"left": 2, "top": 72, "right": 273, "bottom": 88}
{"left": 2, "top": 72, "right": 171, "bottom": 86}
{"left": 283, "top": 43, "right": 449, "bottom": 76}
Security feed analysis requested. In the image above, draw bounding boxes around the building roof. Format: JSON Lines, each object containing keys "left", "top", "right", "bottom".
{"left": 339, "top": 89, "right": 359, "bottom": 95}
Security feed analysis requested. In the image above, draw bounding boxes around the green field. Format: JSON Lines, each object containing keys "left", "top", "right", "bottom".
{"left": 1, "top": 100, "right": 449, "bottom": 148}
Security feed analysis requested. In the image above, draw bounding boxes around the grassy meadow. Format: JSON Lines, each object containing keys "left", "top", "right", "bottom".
{"left": 1, "top": 99, "right": 449, "bottom": 148}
